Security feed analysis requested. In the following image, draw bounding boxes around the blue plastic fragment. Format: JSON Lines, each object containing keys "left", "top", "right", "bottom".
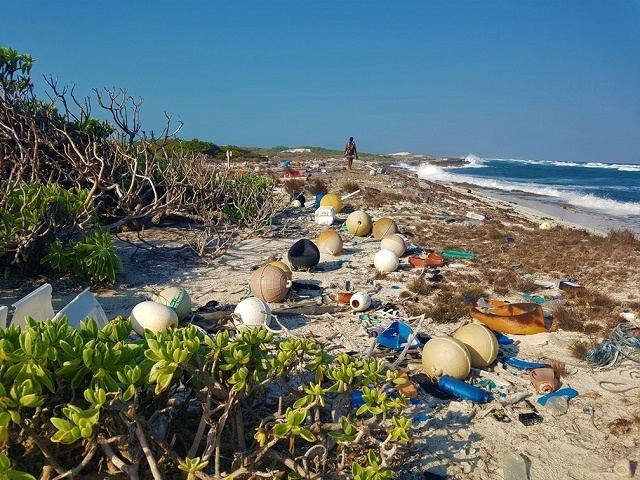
{"left": 376, "top": 321, "right": 421, "bottom": 350}
{"left": 495, "top": 332, "right": 514, "bottom": 345}
{"left": 350, "top": 390, "right": 364, "bottom": 407}
{"left": 537, "top": 387, "right": 579, "bottom": 406}
{"left": 504, "top": 357, "right": 547, "bottom": 370}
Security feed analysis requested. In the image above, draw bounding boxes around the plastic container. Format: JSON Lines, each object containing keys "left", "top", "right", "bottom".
{"left": 11, "top": 283, "right": 55, "bottom": 329}
{"left": 437, "top": 375, "right": 491, "bottom": 403}
{"left": 314, "top": 206, "right": 336, "bottom": 226}
{"left": 503, "top": 452, "right": 528, "bottom": 480}
{"left": 314, "top": 193, "right": 326, "bottom": 209}
{"left": 545, "top": 395, "right": 568, "bottom": 416}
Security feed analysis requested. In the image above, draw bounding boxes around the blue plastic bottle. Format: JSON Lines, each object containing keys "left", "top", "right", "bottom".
{"left": 437, "top": 375, "right": 491, "bottom": 403}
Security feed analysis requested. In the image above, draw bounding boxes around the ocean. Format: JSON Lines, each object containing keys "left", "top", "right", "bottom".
{"left": 391, "top": 154, "right": 640, "bottom": 234}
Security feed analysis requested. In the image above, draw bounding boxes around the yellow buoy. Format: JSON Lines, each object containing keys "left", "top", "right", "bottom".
{"left": 269, "top": 261, "right": 293, "bottom": 281}
{"left": 372, "top": 217, "right": 398, "bottom": 240}
{"left": 453, "top": 323, "right": 499, "bottom": 368}
{"left": 422, "top": 336, "right": 471, "bottom": 380}
{"left": 317, "top": 230, "right": 343, "bottom": 255}
{"left": 346, "top": 210, "right": 372, "bottom": 237}
{"left": 320, "top": 193, "right": 343, "bottom": 213}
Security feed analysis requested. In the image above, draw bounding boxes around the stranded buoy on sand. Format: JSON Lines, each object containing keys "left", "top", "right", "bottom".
{"left": 453, "top": 323, "right": 499, "bottom": 368}
{"left": 249, "top": 264, "right": 290, "bottom": 303}
{"left": 372, "top": 217, "right": 398, "bottom": 240}
{"left": 130, "top": 301, "right": 179, "bottom": 335}
{"left": 374, "top": 249, "right": 399, "bottom": 273}
{"left": 350, "top": 292, "right": 371, "bottom": 312}
{"left": 269, "top": 261, "right": 293, "bottom": 281}
{"left": 288, "top": 239, "right": 321, "bottom": 270}
{"left": 317, "top": 230, "right": 343, "bottom": 255}
{"left": 380, "top": 234, "right": 407, "bottom": 257}
{"left": 346, "top": 210, "right": 373, "bottom": 237}
{"left": 422, "top": 336, "right": 471, "bottom": 380}
{"left": 152, "top": 286, "right": 192, "bottom": 321}
{"left": 320, "top": 193, "right": 343, "bottom": 213}
{"left": 233, "top": 297, "right": 272, "bottom": 328}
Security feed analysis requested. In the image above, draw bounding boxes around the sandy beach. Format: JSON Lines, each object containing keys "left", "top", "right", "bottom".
{"left": 1, "top": 154, "right": 639, "bottom": 479}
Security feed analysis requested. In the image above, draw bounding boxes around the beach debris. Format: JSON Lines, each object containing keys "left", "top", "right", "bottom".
{"left": 9, "top": 283, "right": 54, "bottom": 329}
{"left": 319, "top": 192, "right": 343, "bottom": 213}
{"left": 317, "top": 230, "right": 343, "bottom": 255}
{"left": 336, "top": 291, "right": 354, "bottom": 304}
{"left": 441, "top": 249, "right": 475, "bottom": 259}
{"left": 422, "top": 336, "right": 471, "bottom": 380}
{"left": 612, "top": 459, "right": 633, "bottom": 478}
{"left": 287, "top": 239, "right": 320, "bottom": 270}
{"left": 470, "top": 298, "right": 549, "bottom": 335}
{"left": 372, "top": 217, "right": 398, "bottom": 240}
{"left": 518, "top": 412, "right": 543, "bottom": 426}
{"left": 529, "top": 367, "right": 559, "bottom": 394}
{"left": 380, "top": 233, "right": 407, "bottom": 257}
{"left": 130, "top": 301, "right": 178, "bottom": 335}
{"left": 314, "top": 206, "right": 336, "bottom": 225}
{"left": 269, "top": 260, "right": 293, "bottom": 280}
{"left": 452, "top": 324, "right": 499, "bottom": 368}
{"left": 249, "top": 264, "right": 291, "bottom": 303}
{"left": 346, "top": 210, "right": 373, "bottom": 236}
{"left": 539, "top": 221, "right": 553, "bottom": 230}
{"left": 291, "top": 199, "right": 302, "bottom": 207}
{"left": 465, "top": 211, "right": 486, "bottom": 221}
{"left": 376, "top": 321, "right": 420, "bottom": 350}
{"left": 233, "top": 297, "right": 272, "bottom": 329}
{"left": 395, "top": 372, "right": 418, "bottom": 398}
{"left": 537, "top": 387, "right": 578, "bottom": 407}
{"left": 152, "top": 286, "right": 192, "bottom": 321}
{"left": 374, "top": 249, "right": 399, "bottom": 273}
{"left": 586, "top": 322, "right": 640, "bottom": 369}
{"left": 408, "top": 253, "right": 445, "bottom": 268}
{"left": 350, "top": 292, "right": 371, "bottom": 312}
{"left": 503, "top": 357, "right": 548, "bottom": 370}
{"left": 544, "top": 395, "right": 569, "bottom": 416}
{"left": 53, "top": 288, "right": 110, "bottom": 329}
{"left": 437, "top": 375, "right": 491, "bottom": 403}
{"left": 503, "top": 452, "right": 529, "bottom": 480}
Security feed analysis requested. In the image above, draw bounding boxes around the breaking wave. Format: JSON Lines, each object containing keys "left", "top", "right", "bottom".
{"left": 413, "top": 163, "right": 640, "bottom": 217}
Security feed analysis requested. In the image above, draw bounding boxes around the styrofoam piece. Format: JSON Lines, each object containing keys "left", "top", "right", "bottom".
{"left": 11, "top": 283, "right": 55, "bottom": 329}
{"left": 0, "top": 305, "right": 7, "bottom": 329}
{"left": 53, "top": 289, "right": 109, "bottom": 329}
{"left": 314, "top": 206, "right": 336, "bottom": 225}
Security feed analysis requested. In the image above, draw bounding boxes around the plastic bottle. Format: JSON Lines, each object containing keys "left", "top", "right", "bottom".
{"left": 503, "top": 452, "right": 528, "bottom": 480}
{"left": 545, "top": 395, "right": 569, "bottom": 416}
{"left": 437, "top": 375, "right": 491, "bottom": 403}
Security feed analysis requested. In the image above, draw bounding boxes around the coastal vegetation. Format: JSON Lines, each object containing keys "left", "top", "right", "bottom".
{"left": 0, "top": 47, "right": 412, "bottom": 478}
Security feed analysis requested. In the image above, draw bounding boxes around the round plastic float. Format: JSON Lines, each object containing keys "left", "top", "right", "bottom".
{"left": 319, "top": 193, "right": 343, "bottom": 213}
{"left": 130, "top": 301, "right": 179, "bottom": 336}
{"left": 422, "top": 336, "right": 471, "bottom": 380}
{"left": 346, "top": 210, "right": 372, "bottom": 237}
{"left": 453, "top": 323, "right": 499, "bottom": 368}
{"left": 380, "top": 234, "right": 407, "bottom": 257}
{"left": 350, "top": 292, "right": 371, "bottom": 312}
{"left": 288, "top": 239, "right": 321, "bottom": 270}
{"left": 269, "top": 260, "right": 293, "bottom": 281}
{"left": 233, "top": 297, "right": 272, "bottom": 328}
{"left": 374, "top": 249, "right": 399, "bottom": 273}
{"left": 249, "top": 264, "right": 290, "bottom": 303}
{"left": 152, "top": 286, "right": 192, "bottom": 321}
{"left": 317, "top": 230, "right": 343, "bottom": 255}
{"left": 372, "top": 217, "right": 398, "bottom": 240}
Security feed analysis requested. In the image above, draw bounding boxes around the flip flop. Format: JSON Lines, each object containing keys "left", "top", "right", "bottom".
{"left": 537, "top": 387, "right": 578, "bottom": 406}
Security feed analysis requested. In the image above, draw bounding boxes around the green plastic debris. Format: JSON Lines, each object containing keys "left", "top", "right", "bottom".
{"left": 441, "top": 249, "right": 475, "bottom": 259}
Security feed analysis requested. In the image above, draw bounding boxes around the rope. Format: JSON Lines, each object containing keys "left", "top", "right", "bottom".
{"left": 587, "top": 323, "right": 640, "bottom": 369}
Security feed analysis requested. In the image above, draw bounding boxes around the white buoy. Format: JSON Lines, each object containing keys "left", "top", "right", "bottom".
{"left": 152, "top": 286, "right": 192, "bottom": 321}
{"left": 130, "top": 301, "right": 179, "bottom": 335}
{"left": 350, "top": 292, "right": 371, "bottom": 312}
{"left": 233, "top": 297, "right": 272, "bottom": 328}
{"left": 374, "top": 249, "right": 399, "bottom": 273}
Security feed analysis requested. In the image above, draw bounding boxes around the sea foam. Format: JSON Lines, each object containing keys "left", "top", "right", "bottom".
{"left": 413, "top": 162, "right": 640, "bottom": 217}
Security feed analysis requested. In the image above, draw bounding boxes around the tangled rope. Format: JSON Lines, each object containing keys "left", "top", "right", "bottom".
{"left": 587, "top": 323, "right": 640, "bottom": 369}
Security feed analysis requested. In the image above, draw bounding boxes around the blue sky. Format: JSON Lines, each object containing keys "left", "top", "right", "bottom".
{"left": 3, "top": 1, "right": 639, "bottom": 163}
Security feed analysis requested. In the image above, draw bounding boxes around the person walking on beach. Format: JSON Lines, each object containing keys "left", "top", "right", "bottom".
{"left": 344, "top": 136, "right": 358, "bottom": 170}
